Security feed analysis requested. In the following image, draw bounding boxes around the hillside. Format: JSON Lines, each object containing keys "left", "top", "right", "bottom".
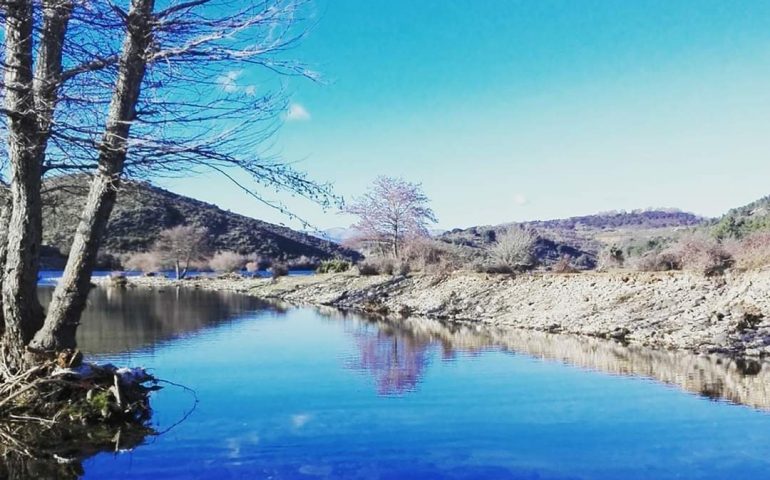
{"left": 440, "top": 209, "right": 705, "bottom": 267}
{"left": 41, "top": 176, "right": 358, "bottom": 267}
{"left": 710, "top": 196, "right": 770, "bottom": 238}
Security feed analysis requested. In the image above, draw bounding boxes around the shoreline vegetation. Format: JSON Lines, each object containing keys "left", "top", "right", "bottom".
{"left": 113, "top": 267, "right": 770, "bottom": 359}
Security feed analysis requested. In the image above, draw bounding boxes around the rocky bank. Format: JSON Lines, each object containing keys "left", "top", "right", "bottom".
{"left": 118, "top": 269, "right": 770, "bottom": 357}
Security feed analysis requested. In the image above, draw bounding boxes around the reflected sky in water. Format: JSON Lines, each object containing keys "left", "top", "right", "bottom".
{"left": 27, "top": 287, "right": 770, "bottom": 479}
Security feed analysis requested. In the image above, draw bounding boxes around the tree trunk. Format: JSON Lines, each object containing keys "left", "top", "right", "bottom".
{"left": 0, "top": 194, "right": 12, "bottom": 337}
{"left": 1, "top": 0, "right": 45, "bottom": 369}
{"left": 30, "top": 0, "right": 155, "bottom": 352}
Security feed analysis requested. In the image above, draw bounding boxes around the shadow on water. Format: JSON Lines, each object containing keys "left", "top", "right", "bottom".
{"left": 0, "top": 421, "right": 153, "bottom": 480}
{"left": 317, "top": 307, "right": 770, "bottom": 410}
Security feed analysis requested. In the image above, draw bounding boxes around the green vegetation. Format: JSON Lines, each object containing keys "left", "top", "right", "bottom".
{"left": 711, "top": 195, "right": 770, "bottom": 239}
{"left": 317, "top": 259, "right": 352, "bottom": 273}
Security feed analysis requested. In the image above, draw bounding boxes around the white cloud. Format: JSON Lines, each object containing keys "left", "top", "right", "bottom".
{"left": 286, "top": 103, "right": 311, "bottom": 121}
{"left": 244, "top": 85, "right": 257, "bottom": 96}
{"left": 216, "top": 70, "right": 242, "bottom": 93}
{"left": 514, "top": 193, "right": 528, "bottom": 206}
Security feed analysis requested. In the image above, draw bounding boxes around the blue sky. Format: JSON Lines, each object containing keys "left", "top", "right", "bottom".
{"left": 160, "top": 0, "right": 770, "bottom": 230}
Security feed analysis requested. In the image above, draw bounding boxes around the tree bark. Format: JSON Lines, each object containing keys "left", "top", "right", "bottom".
{"left": 1, "top": 0, "right": 45, "bottom": 368}
{"left": 33, "top": 0, "right": 74, "bottom": 145}
{"left": 0, "top": 193, "right": 12, "bottom": 337}
{"left": 31, "top": 0, "right": 155, "bottom": 351}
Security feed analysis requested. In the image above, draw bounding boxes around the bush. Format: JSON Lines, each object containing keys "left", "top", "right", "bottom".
{"left": 270, "top": 263, "right": 289, "bottom": 278}
{"left": 631, "top": 250, "right": 682, "bottom": 272}
{"left": 124, "top": 252, "right": 163, "bottom": 273}
{"left": 355, "top": 257, "right": 400, "bottom": 276}
{"left": 357, "top": 260, "right": 380, "bottom": 276}
{"left": 597, "top": 246, "right": 624, "bottom": 271}
{"left": 671, "top": 233, "right": 733, "bottom": 276}
{"left": 726, "top": 231, "right": 770, "bottom": 271}
{"left": 487, "top": 227, "right": 537, "bottom": 271}
{"left": 400, "top": 237, "right": 466, "bottom": 273}
{"left": 286, "top": 255, "right": 319, "bottom": 270}
{"left": 551, "top": 255, "right": 578, "bottom": 274}
{"left": 317, "top": 259, "right": 351, "bottom": 273}
{"left": 208, "top": 251, "right": 246, "bottom": 272}
{"left": 245, "top": 261, "right": 260, "bottom": 273}
{"left": 396, "top": 261, "right": 411, "bottom": 276}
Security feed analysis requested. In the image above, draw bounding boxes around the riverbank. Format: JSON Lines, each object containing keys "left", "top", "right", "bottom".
{"left": 115, "top": 269, "right": 770, "bottom": 357}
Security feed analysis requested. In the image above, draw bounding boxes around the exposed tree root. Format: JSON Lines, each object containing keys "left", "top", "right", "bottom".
{"left": 0, "top": 351, "right": 160, "bottom": 478}
{"left": 0, "top": 350, "right": 159, "bottom": 426}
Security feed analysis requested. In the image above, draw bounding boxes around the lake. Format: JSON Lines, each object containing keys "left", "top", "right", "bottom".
{"left": 23, "top": 286, "right": 770, "bottom": 479}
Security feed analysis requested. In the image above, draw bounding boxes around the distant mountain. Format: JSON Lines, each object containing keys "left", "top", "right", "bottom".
{"left": 518, "top": 209, "right": 703, "bottom": 231}
{"left": 41, "top": 176, "right": 359, "bottom": 267}
{"left": 316, "top": 227, "right": 358, "bottom": 245}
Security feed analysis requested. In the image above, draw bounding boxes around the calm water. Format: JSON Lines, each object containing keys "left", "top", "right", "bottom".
{"left": 25, "top": 287, "right": 770, "bottom": 478}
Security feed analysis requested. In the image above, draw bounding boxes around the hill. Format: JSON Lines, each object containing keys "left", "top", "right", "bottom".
{"left": 710, "top": 196, "right": 770, "bottom": 239}
{"left": 41, "top": 176, "right": 358, "bottom": 268}
{"left": 440, "top": 209, "right": 705, "bottom": 268}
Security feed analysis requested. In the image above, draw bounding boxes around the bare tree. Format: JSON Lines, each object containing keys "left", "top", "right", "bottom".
{"left": 154, "top": 226, "right": 209, "bottom": 280}
{"left": 345, "top": 176, "right": 437, "bottom": 258}
{"left": 0, "top": 0, "right": 337, "bottom": 370}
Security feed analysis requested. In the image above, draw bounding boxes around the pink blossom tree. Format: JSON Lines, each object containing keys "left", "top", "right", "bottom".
{"left": 344, "top": 177, "right": 437, "bottom": 258}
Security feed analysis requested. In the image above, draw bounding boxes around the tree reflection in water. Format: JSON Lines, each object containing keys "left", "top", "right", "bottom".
{"left": 38, "top": 286, "right": 283, "bottom": 356}
{"left": 350, "top": 324, "right": 433, "bottom": 395}
{"left": 318, "top": 308, "right": 770, "bottom": 409}
{"left": 317, "top": 309, "right": 467, "bottom": 395}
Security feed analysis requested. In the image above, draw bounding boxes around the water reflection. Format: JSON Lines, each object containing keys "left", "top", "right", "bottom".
{"left": 38, "top": 286, "right": 282, "bottom": 355}
{"left": 346, "top": 322, "right": 432, "bottom": 395}
{"left": 8, "top": 287, "right": 275, "bottom": 478}
{"left": 0, "top": 421, "right": 152, "bottom": 480}
{"left": 318, "top": 308, "right": 770, "bottom": 410}
{"left": 36, "top": 287, "right": 770, "bottom": 410}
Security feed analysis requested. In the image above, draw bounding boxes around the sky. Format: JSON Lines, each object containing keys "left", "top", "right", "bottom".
{"left": 160, "top": 0, "right": 770, "bottom": 231}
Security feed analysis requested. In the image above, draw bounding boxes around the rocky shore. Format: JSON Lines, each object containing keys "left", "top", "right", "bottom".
{"left": 116, "top": 269, "right": 770, "bottom": 357}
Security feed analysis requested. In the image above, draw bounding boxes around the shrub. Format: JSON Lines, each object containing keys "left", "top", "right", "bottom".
{"left": 631, "top": 250, "right": 682, "bottom": 272}
{"left": 124, "top": 252, "right": 163, "bottom": 273}
{"left": 727, "top": 231, "right": 770, "bottom": 271}
{"left": 286, "top": 255, "right": 319, "bottom": 270}
{"left": 377, "top": 258, "right": 395, "bottom": 275}
{"left": 400, "top": 237, "right": 466, "bottom": 272}
{"left": 208, "top": 251, "right": 246, "bottom": 272}
{"left": 597, "top": 245, "right": 624, "bottom": 271}
{"left": 355, "top": 257, "right": 397, "bottom": 276}
{"left": 317, "top": 259, "right": 351, "bottom": 274}
{"left": 245, "top": 261, "right": 260, "bottom": 273}
{"left": 551, "top": 255, "right": 578, "bottom": 274}
{"left": 357, "top": 261, "right": 380, "bottom": 276}
{"left": 270, "top": 263, "right": 289, "bottom": 278}
{"left": 488, "top": 227, "right": 537, "bottom": 271}
{"left": 670, "top": 233, "right": 733, "bottom": 276}
{"left": 396, "top": 261, "right": 411, "bottom": 276}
